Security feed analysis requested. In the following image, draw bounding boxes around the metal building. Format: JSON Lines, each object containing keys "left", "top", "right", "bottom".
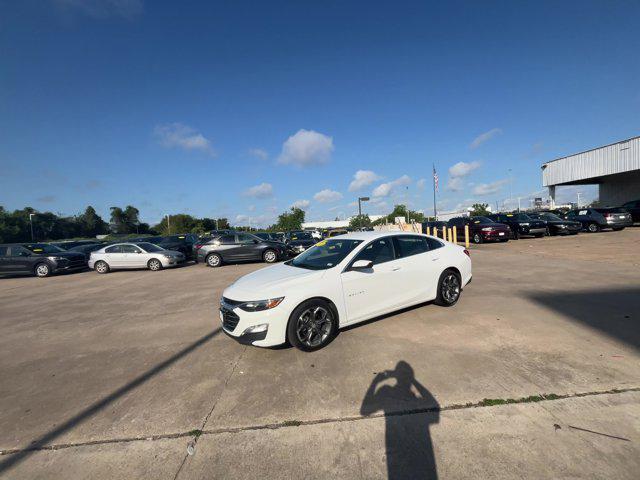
{"left": 542, "top": 135, "right": 640, "bottom": 207}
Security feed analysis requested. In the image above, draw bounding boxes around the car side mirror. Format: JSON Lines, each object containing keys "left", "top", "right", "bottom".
{"left": 351, "top": 259, "right": 373, "bottom": 270}
{"left": 253, "top": 239, "right": 259, "bottom": 244}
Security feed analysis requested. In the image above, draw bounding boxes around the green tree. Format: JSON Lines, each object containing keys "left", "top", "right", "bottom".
{"left": 273, "top": 207, "right": 305, "bottom": 231}
{"left": 349, "top": 214, "right": 372, "bottom": 229}
{"left": 372, "top": 205, "right": 425, "bottom": 225}
{"left": 470, "top": 203, "right": 491, "bottom": 216}
{"left": 109, "top": 207, "right": 127, "bottom": 234}
{"left": 78, "top": 206, "right": 108, "bottom": 237}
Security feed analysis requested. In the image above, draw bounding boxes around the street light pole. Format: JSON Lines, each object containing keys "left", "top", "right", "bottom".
{"left": 357, "top": 197, "right": 369, "bottom": 230}
{"left": 29, "top": 213, "right": 35, "bottom": 241}
{"left": 166, "top": 214, "right": 171, "bottom": 234}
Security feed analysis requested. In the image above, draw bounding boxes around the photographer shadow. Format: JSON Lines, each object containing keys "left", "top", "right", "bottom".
{"left": 360, "top": 361, "right": 439, "bottom": 479}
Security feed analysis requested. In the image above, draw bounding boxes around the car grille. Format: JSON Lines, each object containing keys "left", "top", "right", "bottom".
{"left": 221, "top": 308, "right": 240, "bottom": 331}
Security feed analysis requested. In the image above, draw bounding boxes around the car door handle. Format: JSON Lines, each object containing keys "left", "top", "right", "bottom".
{"left": 392, "top": 266, "right": 401, "bottom": 271}
{"left": 431, "top": 257, "right": 440, "bottom": 261}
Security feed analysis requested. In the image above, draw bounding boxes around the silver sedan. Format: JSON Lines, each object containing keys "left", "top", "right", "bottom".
{"left": 89, "top": 242, "right": 185, "bottom": 273}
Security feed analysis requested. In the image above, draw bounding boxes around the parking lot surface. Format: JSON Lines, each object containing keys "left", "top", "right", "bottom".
{"left": 1, "top": 229, "right": 639, "bottom": 479}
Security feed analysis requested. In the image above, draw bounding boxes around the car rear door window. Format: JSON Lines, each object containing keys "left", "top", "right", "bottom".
{"left": 237, "top": 233, "right": 256, "bottom": 245}
{"left": 105, "top": 245, "right": 123, "bottom": 254}
{"left": 121, "top": 244, "right": 141, "bottom": 253}
{"left": 0, "top": 246, "right": 8, "bottom": 256}
{"left": 426, "top": 238, "right": 444, "bottom": 250}
{"left": 219, "top": 235, "right": 236, "bottom": 245}
{"left": 354, "top": 238, "right": 395, "bottom": 265}
{"left": 394, "top": 236, "right": 429, "bottom": 258}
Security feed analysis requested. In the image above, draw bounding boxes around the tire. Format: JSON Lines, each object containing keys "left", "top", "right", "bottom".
{"left": 206, "top": 253, "right": 222, "bottom": 268}
{"left": 612, "top": 227, "right": 625, "bottom": 231}
{"left": 472, "top": 233, "right": 483, "bottom": 244}
{"left": 512, "top": 229, "right": 520, "bottom": 240}
{"left": 94, "top": 261, "right": 110, "bottom": 274}
{"left": 148, "top": 258, "right": 163, "bottom": 271}
{"left": 287, "top": 299, "right": 337, "bottom": 352}
{"left": 435, "top": 269, "right": 462, "bottom": 307}
{"left": 587, "top": 222, "right": 600, "bottom": 233}
{"left": 263, "top": 249, "right": 277, "bottom": 263}
{"left": 34, "top": 263, "right": 51, "bottom": 278}
{"left": 546, "top": 227, "right": 552, "bottom": 236}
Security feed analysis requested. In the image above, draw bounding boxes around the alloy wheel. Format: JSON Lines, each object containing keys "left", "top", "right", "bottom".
{"left": 207, "top": 254, "right": 220, "bottom": 267}
{"left": 296, "top": 306, "right": 333, "bottom": 348}
{"left": 36, "top": 264, "right": 50, "bottom": 277}
{"left": 149, "top": 259, "right": 162, "bottom": 271}
{"left": 264, "top": 250, "right": 276, "bottom": 263}
{"left": 441, "top": 274, "right": 460, "bottom": 304}
{"left": 95, "top": 262, "right": 108, "bottom": 273}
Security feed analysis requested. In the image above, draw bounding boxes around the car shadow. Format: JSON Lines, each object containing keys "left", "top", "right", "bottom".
{"left": 361, "top": 361, "right": 439, "bottom": 479}
{"left": 527, "top": 287, "right": 640, "bottom": 351}
{"left": 341, "top": 301, "right": 433, "bottom": 333}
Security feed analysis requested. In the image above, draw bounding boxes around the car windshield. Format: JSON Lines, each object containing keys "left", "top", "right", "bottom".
{"left": 136, "top": 242, "right": 164, "bottom": 252}
{"left": 24, "top": 244, "right": 65, "bottom": 254}
{"left": 471, "top": 217, "right": 493, "bottom": 224}
{"left": 541, "top": 213, "right": 563, "bottom": 221}
{"left": 289, "top": 239, "right": 362, "bottom": 270}
{"left": 506, "top": 213, "right": 532, "bottom": 221}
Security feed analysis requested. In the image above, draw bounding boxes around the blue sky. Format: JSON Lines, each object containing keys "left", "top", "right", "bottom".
{"left": 1, "top": 0, "right": 639, "bottom": 226}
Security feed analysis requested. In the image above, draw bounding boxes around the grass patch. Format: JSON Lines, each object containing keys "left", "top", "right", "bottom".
{"left": 282, "top": 420, "right": 302, "bottom": 427}
{"left": 187, "top": 429, "right": 203, "bottom": 438}
{"left": 479, "top": 393, "right": 561, "bottom": 407}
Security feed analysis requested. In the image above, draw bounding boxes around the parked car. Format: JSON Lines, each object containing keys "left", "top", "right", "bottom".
{"left": 254, "top": 232, "right": 280, "bottom": 242}
{"left": 565, "top": 207, "right": 632, "bottom": 232}
{"left": 527, "top": 212, "right": 581, "bottom": 235}
{"left": 421, "top": 221, "right": 448, "bottom": 234}
{"left": 325, "top": 229, "right": 348, "bottom": 238}
{"left": 286, "top": 231, "right": 316, "bottom": 255}
{"left": 447, "top": 216, "right": 511, "bottom": 244}
{"left": 487, "top": 213, "right": 546, "bottom": 239}
{"left": 621, "top": 200, "right": 640, "bottom": 223}
{"left": 133, "top": 234, "right": 198, "bottom": 260}
{"left": 197, "top": 232, "right": 287, "bottom": 267}
{"left": 0, "top": 243, "right": 87, "bottom": 277}
{"left": 89, "top": 242, "right": 184, "bottom": 273}
{"left": 209, "top": 229, "right": 234, "bottom": 237}
{"left": 68, "top": 243, "right": 109, "bottom": 259}
{"left": 192, "top": 236, "right": 213, "bottom": 258}
{"left": 218, "top": 232, "right": 472, "bottom": 351}
{"left": 50, "top": 240, "right": 102, "bottom": 250}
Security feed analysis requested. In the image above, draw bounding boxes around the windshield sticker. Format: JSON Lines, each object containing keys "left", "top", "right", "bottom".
{"left": 178, "top": 236, "right": 185, "bottom": 239}
{"left": 473, "top": 220, "right": 480, "bottom": 223}
{"left": 33, "top": 248, "right": 43, "bottom": 252}
{"left": 506, "top": 214, "right": 514, "bottom": 217}
{"left": 315, "top": 240, "right": 327, "bottom": 246}
{"left": 579, "top": 210, "right": 587, "bottom": 215}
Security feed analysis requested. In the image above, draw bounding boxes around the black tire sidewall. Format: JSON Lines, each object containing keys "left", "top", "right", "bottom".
{"left": 472, "top": 233, "right": 482, "bottom": 244}
{"left": 435, "top": 269, "right": 461, "bottom": 307}
{"left": 206, "top": 253, "right": 222, "bottom": 267}
{"left": 286, "top": 299, "right": 337, "bottom": 352}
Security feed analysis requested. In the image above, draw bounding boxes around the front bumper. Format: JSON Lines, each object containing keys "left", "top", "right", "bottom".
{"left": 160, "top": 255, "right": 185, "bottom": 267}
{"left": 606, "top": 219, "right": 633, "bottom": 228}
{"left": 480, "top": 230, "right": 509, "bottom": 241}
{"left": 52, "top": 259, "right": 88, "bottom": 272}
{"left": 218, "top": 301, "right": 289, "bottom": 347}
{"left": 519, "top": 226, "right": 546, "bottom": 236}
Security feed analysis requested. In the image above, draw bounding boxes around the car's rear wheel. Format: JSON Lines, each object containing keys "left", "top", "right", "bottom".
{"left": 587, "top": 222, "right": 600, "bottom": 233}
{"left": 472, "top": 233, "right": 482, "bottom": 244}
{"left": 287, "top": 299, "right": 337, "bottom": 352}
{"left": 263, "top": 249, "right": 277, "bottom": 263}
{"left": 148, "top": 258, "right": 163, "bottom": 271}
{"left": 435, "top": 269, "right": 461, "bottom": 307}
{"left": 206, "top": 253, "right": 222, "bottom": 268}
{"left": 34, "top": 263, "right": 51, "bottom": 278}
{"left": 94, "top": 260, "right": 109, "bottom": 274}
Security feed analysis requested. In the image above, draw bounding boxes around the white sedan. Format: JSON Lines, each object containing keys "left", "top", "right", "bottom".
{"left": 219, "top": 231, "right": 472, "bottom": 351}
{"left": 89, "top": 242, "right": 185, "bottom": 273}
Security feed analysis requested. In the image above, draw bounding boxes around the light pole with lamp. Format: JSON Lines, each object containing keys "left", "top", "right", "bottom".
{"left": 358, "top": 197, "right": 369, "bottom": 230}
{"left": 29, "top": 213, "right": 35, "bottom": 241}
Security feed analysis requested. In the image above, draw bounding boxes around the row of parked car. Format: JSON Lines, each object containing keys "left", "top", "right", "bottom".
{"left": 425, "top": 206, "right": 636, "bottom": 244}
{"left": 0, "top": 229, "right": 350, "bottom": 277}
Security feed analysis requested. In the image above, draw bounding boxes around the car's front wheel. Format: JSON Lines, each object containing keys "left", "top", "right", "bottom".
{"left": 587, "top": 222, "right": 600, "bottom": 233}
{"left": 94, "top": 261, "right": 110, "bottom": 274}
{"left": 34, "top": 263, "right": 51, "bottom": 278}
{"left": 148, "top": 258, "right": 163, "bottom": 271}
{"left": 287, "top": 299, "right": 337, "bottom": 352}
{"left": 263, "top": 249, "right": 277, "bottom": 263}
{"left": 435, "top": 269, "right": 461, "bottom": 307}
{"left": 472, "top": 233, "right": 482, "bottom": 244}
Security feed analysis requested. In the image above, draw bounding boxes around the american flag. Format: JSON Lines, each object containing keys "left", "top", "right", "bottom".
{"left": 433, "top": 166, "right": 439, "bottom": 192}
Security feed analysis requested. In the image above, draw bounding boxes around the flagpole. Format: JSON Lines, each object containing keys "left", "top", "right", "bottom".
{"left": 432, "top": 164, "right": 438, "bottom": 220}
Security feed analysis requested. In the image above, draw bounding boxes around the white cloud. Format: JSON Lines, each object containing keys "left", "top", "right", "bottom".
{"left": 314, "top": 189, "right": 343, "bottom": 203}
{"left": 372, "top": 175, "right": 411, "bottom": 197}
{"left": 54, "top": 0, "right": 143, "bottom": 19}
{"left": 416, "top": 178, "right": 426, "bottom": 190}
{"left": 154, "top": 123, "right": 214, "bottom": 156}
{"left": 470, "top": 128, "right": 502, "bottom": 149}
{"left": 277, "top": 129, "right": 334, "bottom": 167}
{"left": 473, "top": 179, "right": 509, "bottom": 195}
{"left": 447, "top": 177, "right": 464, "bottom": 192}
{"left": 449, "top": 161, "right": 481, "bottom": 178}
{"left": 235, "top": 214, "right": 271, "bottom": 226}
{"left": 244, "top": 182, "right": 273, "bottom": 198}
{"left": 248, "top": 148, "right": 268, "bottom": 160}
{"left": 348, "top": 170, "right": 382, "bottom": 192}
{"left": 292, "top": 199, "right": 310, "bottom": 210}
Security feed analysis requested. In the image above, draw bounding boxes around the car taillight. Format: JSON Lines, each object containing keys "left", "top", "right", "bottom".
{"left": 463, "top": 249, "right": 470, "bottom": 257}
{"left": 195, "top": 244, "right": 203, "bottom": 249}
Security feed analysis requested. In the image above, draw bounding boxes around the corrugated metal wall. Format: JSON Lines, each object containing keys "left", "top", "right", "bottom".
{"left": 542, "top": 136, "right": 640, "bottom": 186}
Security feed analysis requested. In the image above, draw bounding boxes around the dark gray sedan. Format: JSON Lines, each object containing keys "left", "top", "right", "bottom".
{"left": 197, "top": 232, "right": 287, "bottom": 267}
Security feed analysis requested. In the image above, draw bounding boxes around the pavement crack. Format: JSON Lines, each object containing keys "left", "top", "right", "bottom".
{"left": 2, "top": 385, "right": 637, "bottom": 458}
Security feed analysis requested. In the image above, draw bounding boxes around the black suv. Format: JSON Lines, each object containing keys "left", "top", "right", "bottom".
{"left": 487, "top": 213, "right": 547, "bottom": 239}
{"left": 527, "top": 212, "right": 581, "bottom": 236}
{"left": 565, "top": 207, "right": 632, "bottom": 232}
{"left": 621, "top": 200, "right": 640, "bottom": 223}
{"left": 133, "top": 234, "right": 199, "bottom": 260}
{"left": 197, "top": 232, "right": 287, "bottom": 267}
{"left": 286, "top": 231, "right": 316, "bottom": 255}
{"left": 0, "top": 243, "right": 87, "bottom": 277}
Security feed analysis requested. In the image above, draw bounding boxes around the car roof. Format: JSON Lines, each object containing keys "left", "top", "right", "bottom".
{"left": 328, "top": 231, "right": 430, "bottom": 241}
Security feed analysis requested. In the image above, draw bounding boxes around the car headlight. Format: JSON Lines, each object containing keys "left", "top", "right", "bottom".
{"left": 47, "top": 256, "right": 65, "bottom": 261}
{"left": 520, "top": 223, "right": 529, "bottom": 226}
{"left": 242, "top": 324, "right": 269, "bottom": 335}
{"left": 239, "top": 297, "right": 284, "bottom": 312}
{"left": 481, "top": 227, "right": 493, "bottom": 231}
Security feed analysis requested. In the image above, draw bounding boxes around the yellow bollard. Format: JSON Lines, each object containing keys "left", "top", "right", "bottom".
{"left": 426, "top": 226, "right": 430, "bottom": 236}
{"left": 452, "top": 226, "right": 457, "bottom": 244}
{"left": 448, "top": 228, "right": 453, "bottom": 242}
{"left": 464, "top": 225, "right": 470, "bottom": 248}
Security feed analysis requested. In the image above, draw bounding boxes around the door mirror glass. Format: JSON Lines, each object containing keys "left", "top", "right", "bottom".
{"left": 351, "top": 259, "right": 373, "bottom": 270}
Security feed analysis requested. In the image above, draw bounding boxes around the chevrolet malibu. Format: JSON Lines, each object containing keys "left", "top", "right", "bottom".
{"left": 89, "top": 242, "right": 185, "bottom": 273}
{"left": 219, "top": 232, "right": 472, "bottom": 351}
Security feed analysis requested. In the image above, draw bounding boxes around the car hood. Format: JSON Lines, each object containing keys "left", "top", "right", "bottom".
{"left": 288, "top": 239, "right": 315, "bottom": 246}
{"left": 223, "top": 262, "right": 324, "bottom": 300}
{"left": 472, "top": 222, "right": 509, "bottom": 230}
{"left": 161, "top": 249, "right": 184, "bottom": 257}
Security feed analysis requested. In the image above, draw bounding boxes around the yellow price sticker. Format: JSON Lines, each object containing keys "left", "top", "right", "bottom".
{"left": 473, "top": 220, "right": 480, "bottom": 224}
{"left": 315, "top": 240, "right": 327, "bottom": 247}
{"left": 33, "top": 248, "right": 43, "bottom": 252}
{"left": 507, "top": 214, "right": 514, "bottom": 217}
